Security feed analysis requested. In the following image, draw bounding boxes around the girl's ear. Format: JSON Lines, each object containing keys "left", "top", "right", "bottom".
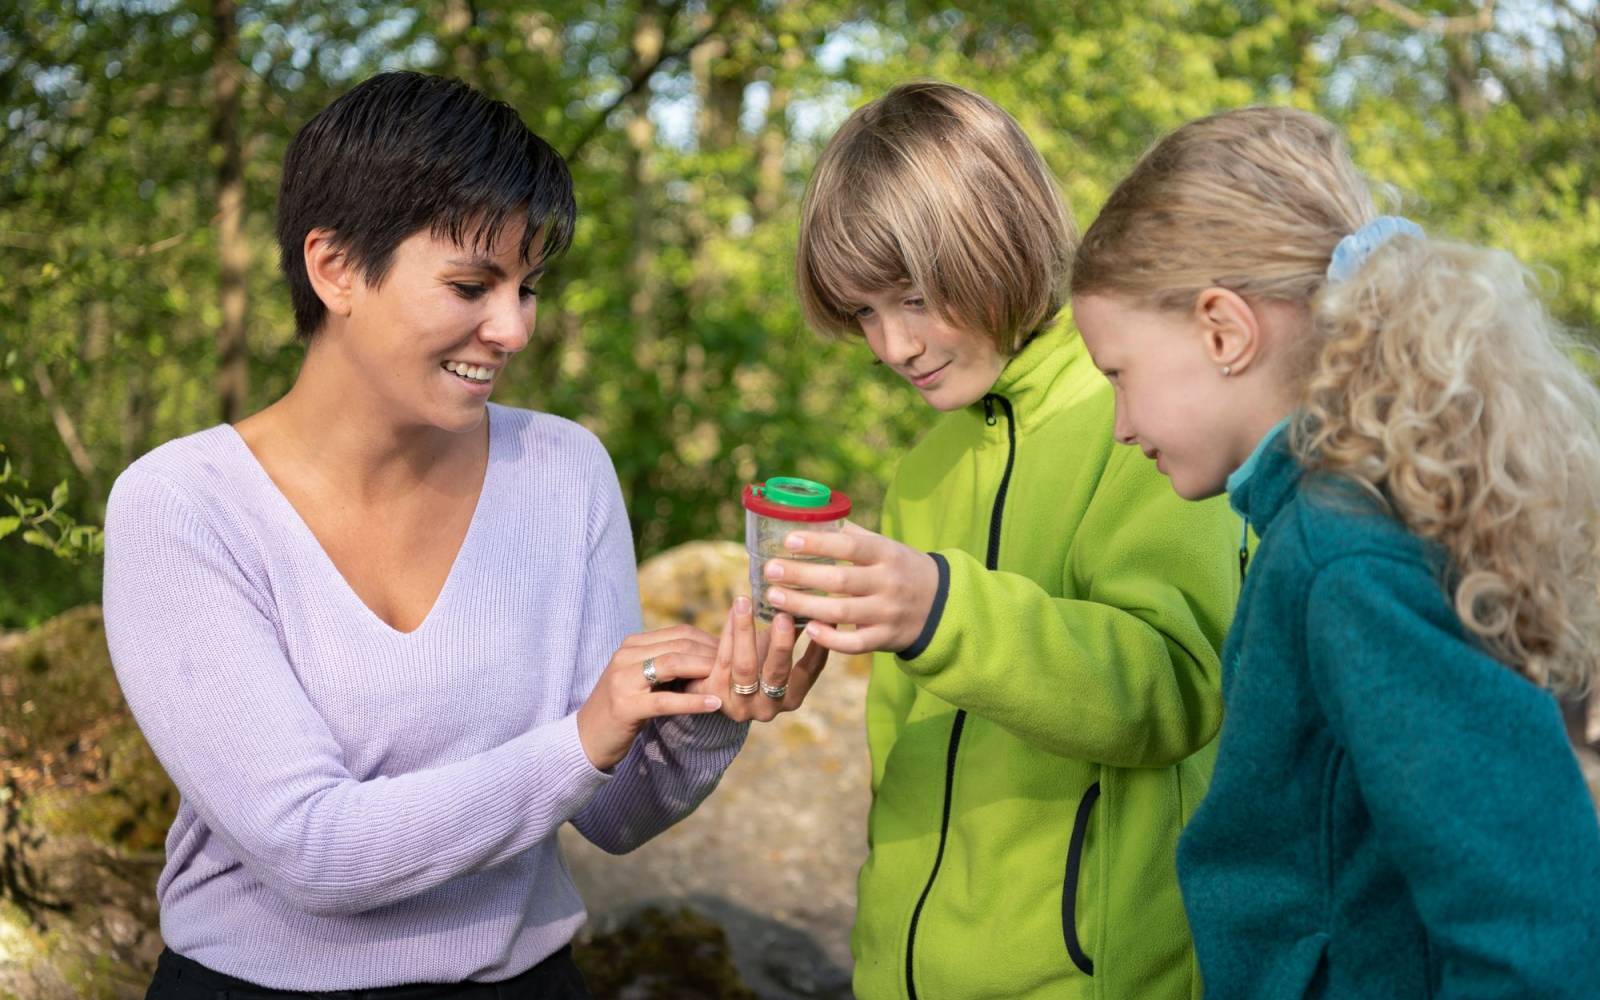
{"left": 1194, "top": 287, "right": 1262, "bottom": 375}
{"left": 304, "top": 228, "right": 356, "bottom": 320}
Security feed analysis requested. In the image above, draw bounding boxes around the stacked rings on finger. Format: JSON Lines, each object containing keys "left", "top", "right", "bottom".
{"left": 759, "top": 680, "right": 788, "bottom": 699}
{"left": 731, "top": 680, "right": 761, "bottom": 696}
{"left": 641, "top": 656, "right": 660, "bottom": 687}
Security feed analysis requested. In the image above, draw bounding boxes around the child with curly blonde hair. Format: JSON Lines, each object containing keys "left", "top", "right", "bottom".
{"left": 1071, "top": 106, "right": 1600, "bottom": 998}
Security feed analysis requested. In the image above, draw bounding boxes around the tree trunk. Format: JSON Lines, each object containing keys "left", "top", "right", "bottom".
{"left": 441, "top": 0, "right": 490, "bottom": 88}
{"left": 622, "top": 0, "right": 666, "bottom": 550}
{"left": 211, "top": 0, "right": 248, "bottom": 424}
{"left": 626, "top": 1, "right": 662, "bottom": 338}
{"left": 695, "top": 33, "right": 744, "bottom": 155}
{"left": 687, "top": 17, "right": 749, "bottom": 305}
{"left": 754, "top": 46, "right": 802, "bottom": 225}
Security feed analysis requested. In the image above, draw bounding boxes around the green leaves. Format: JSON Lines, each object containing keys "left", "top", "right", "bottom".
{"left": 0, "top": 0, "right": 1595, "bottom": 624}
{"left": 0, "top": 446, "right": 101, "bottom": 562}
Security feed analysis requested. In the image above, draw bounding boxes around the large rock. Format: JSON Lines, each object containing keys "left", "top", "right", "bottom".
{"left": 0, "top": 606, "right": 169, "bottom": 998}
{"left": 637, "top": 539, "right": 754, "bottom": 634}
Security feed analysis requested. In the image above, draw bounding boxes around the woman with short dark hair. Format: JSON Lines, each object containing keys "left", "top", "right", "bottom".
{"left": 103, "top": 72, "right": 824, "bottom": 997}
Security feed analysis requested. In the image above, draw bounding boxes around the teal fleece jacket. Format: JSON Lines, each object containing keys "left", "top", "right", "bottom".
{"left": 1178, "top": 425, "right": 1600, "bottom": 998}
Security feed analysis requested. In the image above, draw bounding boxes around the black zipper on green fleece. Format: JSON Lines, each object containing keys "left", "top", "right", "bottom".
{"left": 905, "top": 393, "right": 1016, "bottom": 999}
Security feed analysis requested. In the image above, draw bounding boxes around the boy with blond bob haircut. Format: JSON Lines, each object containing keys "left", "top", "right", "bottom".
{"left": 766, "top": 81, "right": 1239, "bottom": 998}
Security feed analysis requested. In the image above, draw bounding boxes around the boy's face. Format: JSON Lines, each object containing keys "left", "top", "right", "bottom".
{"left": 1075, "top": 293, "right": 1243, "bottom": 500}
{"left": 849, "top": 286, "right": 1007, "bottom": 411}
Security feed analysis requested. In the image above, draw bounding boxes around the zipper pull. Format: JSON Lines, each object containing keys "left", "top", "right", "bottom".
{"left": 1238, "top": 519, "right": 1250, "bottom": 581}
{"left": 983, "top": 396, "right": 997, "bottom": 426}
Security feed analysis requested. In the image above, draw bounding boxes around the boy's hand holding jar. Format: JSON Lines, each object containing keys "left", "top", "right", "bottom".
{"left": 762, "top": 523, "right": 941, "bottom": 656}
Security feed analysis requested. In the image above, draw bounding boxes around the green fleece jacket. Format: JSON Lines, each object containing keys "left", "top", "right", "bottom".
{"left": 851, "top": 325, "right": 1240, "bottom": 1000}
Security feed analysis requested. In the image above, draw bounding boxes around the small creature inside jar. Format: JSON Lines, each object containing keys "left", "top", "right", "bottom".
{"left": 740, "top": 476, "right": 852, "bottom": 624}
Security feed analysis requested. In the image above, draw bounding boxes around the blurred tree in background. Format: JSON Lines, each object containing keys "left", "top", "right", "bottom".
{"left": 2, "top": 0, "right": 1596, "bottom": 627}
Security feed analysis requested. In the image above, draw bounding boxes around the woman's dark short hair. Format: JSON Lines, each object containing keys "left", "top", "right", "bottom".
{"left": 276, "top": 71, "right": 576, "bottom": 339}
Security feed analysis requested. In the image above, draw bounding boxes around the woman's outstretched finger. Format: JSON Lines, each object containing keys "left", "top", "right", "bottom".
{"left": 728, "top": 596, "right": 760, "bottom": 700}
{"left": 619, "top": 624, "right": 720, "bottom": 654}
{"left": 641, "top": 691, "right": 724, "bottom": 719}
{"left": 630, "top": 633, "right": 721, "bottom": 660}
{"left": 759, "top": 614, "right": 799, "bottom": 698}
{"left": 634, "top": 650, "right": 715, "bottom": 688}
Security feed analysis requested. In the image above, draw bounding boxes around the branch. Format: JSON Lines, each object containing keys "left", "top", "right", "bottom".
{"left": 124, "top": 231, "right": 192, "bottom": 257}
{"left": 32, "top": 362, "right": 96, "bottom": 483}
{"left": 1356, "top": 0, "right": 1497, "bottom": 34}
{"left": 0, "top": 232, "right": 50, "bottom": 252}
{"left": 562, "top": 2, "right": 734, "bottom": 162}
{"left": 0, "top": 229, "right": 194, "bottom": 258}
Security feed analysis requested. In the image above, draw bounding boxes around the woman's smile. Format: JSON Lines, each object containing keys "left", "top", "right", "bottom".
{"left": 441, "top": 359, "right": 498, "bottom": 395}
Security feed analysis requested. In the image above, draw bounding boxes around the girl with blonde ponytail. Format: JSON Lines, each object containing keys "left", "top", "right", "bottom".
{"left": 1071, "top": 106, "right": 1600, "bottom": 998}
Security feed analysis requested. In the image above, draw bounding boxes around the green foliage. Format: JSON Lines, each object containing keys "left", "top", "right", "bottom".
{"left": 2, "top": 0, "right": 1596, "bottom": 626}
{"left": 0, "top": 445, "right": 101, "bottom": 561}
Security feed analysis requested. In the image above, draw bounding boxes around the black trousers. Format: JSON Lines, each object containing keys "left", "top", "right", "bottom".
{"left": 145, "top": 946, "right": 592, "bottom": 1000}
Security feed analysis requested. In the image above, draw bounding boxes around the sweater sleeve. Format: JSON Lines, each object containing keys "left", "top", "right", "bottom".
{"left": 897, "top": 445, "right": 1234, "bottom": 766}
{"left": 1305, "top": 555, "right": 1600, "bottom": 997}
{"left": 567, "top": 442, "right": 746, "bottom": 854}
{"left": 101, "top": 467, "right": 608, "bottom": 918}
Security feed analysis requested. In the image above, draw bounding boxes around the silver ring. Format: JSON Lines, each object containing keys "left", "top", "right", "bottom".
{"left": 642, "top": 657, "right": 660, "bottom": 687}
{"left": 731, "top": 680, "right": 760, "bottom": 696}
{"left": 759, "top": 679, "right": 788, "bottom": 699}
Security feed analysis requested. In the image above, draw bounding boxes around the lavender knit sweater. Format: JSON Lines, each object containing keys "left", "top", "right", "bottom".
{"left": 101, "top": 403, "right": 747, "bottom": 988}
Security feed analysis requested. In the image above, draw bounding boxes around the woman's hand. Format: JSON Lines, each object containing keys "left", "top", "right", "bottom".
{"left": 760, "top": 521, "right": 939, "bottom": 655}
{"left": 694, "top": 597, "right": 829, "bottom": 722}
{"left": 576, "top": 626, "right": 724, "bottom": 771}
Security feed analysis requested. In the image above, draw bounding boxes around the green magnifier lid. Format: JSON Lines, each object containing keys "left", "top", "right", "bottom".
{"left": 761, "top": 476, "right": 832, "bottom": 508}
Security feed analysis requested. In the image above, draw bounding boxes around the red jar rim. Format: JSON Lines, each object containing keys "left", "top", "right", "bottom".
{"left": 741, "top": 482, "right": 852, "bottom": 522}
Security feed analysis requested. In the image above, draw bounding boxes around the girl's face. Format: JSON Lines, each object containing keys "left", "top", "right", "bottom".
{"left": 1075, "top": 293, "right": 1258, "bottom": 500}
{"left": 331, "top": 224, "right": 544, "bottom": 434}
{"left": 849, "top": 286, "right": 1007, "bottom": 411}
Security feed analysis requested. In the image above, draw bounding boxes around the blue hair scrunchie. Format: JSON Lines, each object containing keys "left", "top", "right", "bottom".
{"left": 1326, "top": 215, "right": 1425, "bottom": 284}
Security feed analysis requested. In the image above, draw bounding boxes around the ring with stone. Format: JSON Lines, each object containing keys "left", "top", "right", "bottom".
{"left": 759, "top": 679, "right": 788, "bottom": 700}
{"left": 641, "top": 656, "right": 660, "bottom": 687}
{"left": 731, "top": 680, "right": 761, "bottom": 696}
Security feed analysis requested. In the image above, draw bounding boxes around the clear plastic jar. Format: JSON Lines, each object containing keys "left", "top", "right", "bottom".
{"left": 741, "top": 477, "right": 852, "bottom": 624}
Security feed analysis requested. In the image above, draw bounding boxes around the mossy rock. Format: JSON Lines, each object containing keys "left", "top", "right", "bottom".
{"left": 0, "top": 607, "right": 123, "bottom": 750}
{"left": 28, "top": 724, "right": 175, "bottom": 853}
{"left": 573, "top": 906, "right": 756, "bottom": 999}
{"left": 0, "top": 605, "right": 176, "bottom": 851}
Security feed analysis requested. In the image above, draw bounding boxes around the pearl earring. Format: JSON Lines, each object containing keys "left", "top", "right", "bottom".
{"left": 1220, "top": 365, "right": 1232, "bottom": 376}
